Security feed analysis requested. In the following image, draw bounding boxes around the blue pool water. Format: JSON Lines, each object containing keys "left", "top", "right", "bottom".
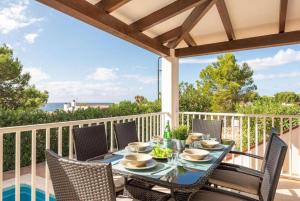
{"left": 3, "top": 184, "right": 56, "bottom": 201}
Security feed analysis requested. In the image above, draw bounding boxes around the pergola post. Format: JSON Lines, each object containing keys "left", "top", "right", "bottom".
{"left": 161, "top": 49, "right": 179, "bottom": 129}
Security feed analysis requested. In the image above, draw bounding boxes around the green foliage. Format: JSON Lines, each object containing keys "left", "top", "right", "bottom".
{"left": 274, "top": 91, "right": 300, "bottom": 103}
{"left": 0, "top": 100, "right": 161, "bottom": 171}
{"left": 198, "top": 53, "right": 257, "bottom": 112}
{"left": 236, "top": 97, "right": 300, "bottom": 150}
{"left": 0, "top": 44, "right": 48, "bottom": 110}
{"left": 172, "top": 125, "right": 188, "bottom": 140}
{"left": 179, "top": 82, "right": 211, "bottom": 112}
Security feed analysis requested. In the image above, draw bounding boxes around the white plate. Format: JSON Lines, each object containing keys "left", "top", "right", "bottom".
{"left": 200, "top": 144, "right": 224, "bottom": 151}
{"left": 120, "top": 159, "right": 157, "bottom": 170}
{"left": 179, "top": 153, "right": 213, "bottom": 163}
{"left": 125, "top": 146, "right": 152, "bottom": 153}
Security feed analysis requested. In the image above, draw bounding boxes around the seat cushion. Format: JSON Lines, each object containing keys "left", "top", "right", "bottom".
{"left": 189, "top": 190, "right": 245, "bottom": 201}
{"left": 208, "top": 169, "right": 260, "bottom": 195}
{"left": 114, "top": 175, "right": 125, "bottom": 192}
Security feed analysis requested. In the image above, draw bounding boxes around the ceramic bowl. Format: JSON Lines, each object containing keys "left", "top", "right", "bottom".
{"left": 124, "top": 154, "right": 152, "bottom": 167}
{"left": 200, "top": 140, "right": 220, "bottom": 148}
{"left": 183, "top": 149, "right": 209, "bottom": 160}
{"left": 128, "top": 142, "right": 150, "bottom": 152}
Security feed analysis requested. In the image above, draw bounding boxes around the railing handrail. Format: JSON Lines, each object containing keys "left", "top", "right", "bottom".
{"left": 0, "top": 112, "right": 166, "bottom": 133}
{"left": 180, "top": 111, "right": 300, "bottom": 119}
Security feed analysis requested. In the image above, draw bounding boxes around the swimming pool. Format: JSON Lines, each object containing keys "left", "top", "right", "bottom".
{"left": 3, "top": 184, "right": 56, "bottom": 201}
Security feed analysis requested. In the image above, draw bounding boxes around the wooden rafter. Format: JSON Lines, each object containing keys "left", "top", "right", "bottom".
{"left": 279, "top": 0, "right": 288, "bottom": 33}
{"left": 130, "top": 0, "right": 207, "bottom": 32}
{"left": 169, "top": 0, "right": 215, "bottom": 49}
{"left": 216, "top": 0, "right": 235, "bottom": 40}
{"left": 175, "top": 31, "right": 300, "bottom": 57}
{"left": 184, "top": 34, "right": 197, "bottom": 47}
{"left": 37, "top": 0, "right": 169, "bottom": 56}
{"left": 95, "top": 0, "right": 131, "bottom": 13}
{"left": 155, "top": 27, "right": 182, "bottom": 44}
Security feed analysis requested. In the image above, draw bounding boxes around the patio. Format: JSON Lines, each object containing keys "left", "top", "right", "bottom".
{"left": 1, "top": 0, "right": 300, "bottom": 200}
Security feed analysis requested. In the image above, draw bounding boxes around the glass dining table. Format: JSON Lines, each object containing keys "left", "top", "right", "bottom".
{"left": 98, "top": 139, "right": 235, "bottom": 192}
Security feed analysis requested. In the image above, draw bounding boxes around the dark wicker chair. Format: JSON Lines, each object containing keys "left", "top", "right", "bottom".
{"left": 46, "top": 149, "right": 117, "bottom": 201}
{"left": 73, "top": 124, "right": 108, "bottom": 161}
{"left": 46, "top": 150, "right": 170, "bottom": 201}
{"left": 114, "top": 121, "right": 139, "bottom": 150}
{"left": 73, "top": 125, "right": 125, "bottom": 192}
{"left": 189, "top": 133, "right": 287, "bottom": 201}
{"left": 192, "top": 119, "right": 223, "bottom": 141}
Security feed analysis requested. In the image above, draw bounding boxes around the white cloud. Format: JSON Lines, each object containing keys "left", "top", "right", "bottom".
{"left": 24, "top": 32, "right": 38, "bottom": 44}
{"left": 254, "top": 71, "right": 300, "bottom": 80}
{"left": 180, "top": 58, "right": 217, "bottom": 64}
{"left": 124, "top": 74, "right": 156, "bottom": 84}
{"left": 87, "top": 67, "right": 118, "bottom": 81}
{"left": 0, "top": 0, "right": 43, "bottom": 34}
{"left": 241, "top": 49, "right": 300, "bottom": 71}
{"left": 36, "top": 81, "right": 128, "bottom": 102}
{"left": 24, "top": 67, "right": 49, "bottom": 84}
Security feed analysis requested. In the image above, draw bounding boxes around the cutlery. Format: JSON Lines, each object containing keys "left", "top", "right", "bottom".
{"left": 150, "top": 165, "right": 171, "bottom": 175}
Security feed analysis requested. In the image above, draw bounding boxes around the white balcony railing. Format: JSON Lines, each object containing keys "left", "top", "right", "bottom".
{"left": 180, "top": 112, "right": 300, "bottom": 180}
{"left": 0, "top": 111, "right": 300, "bottom": 201}
{"left": 0, "top": 112, "right": 165, "bottom": 201}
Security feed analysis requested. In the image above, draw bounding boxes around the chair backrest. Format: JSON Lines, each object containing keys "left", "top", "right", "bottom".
{"left": 192, "top": 119, "right": 223, "bottom": 141}
{"left": 46, "top": 150, "right": 116, "bottom": 201}
{"left": 73, "top": 125, "right": 108, "bottom": 161}
{"left": 259, "top": 134, "right": 287, "bottom": 201}
{"left": 114, "top": 121, "right": 138, "bottom": 150}
{"left": 260, "top": 128, "right": 277, "bottom": 171}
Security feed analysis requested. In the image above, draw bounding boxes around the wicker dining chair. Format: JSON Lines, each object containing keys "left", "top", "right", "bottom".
{"left": 209, "top": 129, "right": 277, "bottom": 194}
{"left": 188, "top": 133, "right": 287, "bottom": 201}
{"left": 46, "top": 150, "right": 170, "bottom": 201}
{"left": 73, "top": 124, "right": 108, "bottom": 161}
{"left": 192, "top": 119, "right": 223, "bottom": 141}
{"left": 73, "top": 125, "right": 124, "bottom": 192}
{"left": 114, "top": 121, "right": 139, "bottom": 150}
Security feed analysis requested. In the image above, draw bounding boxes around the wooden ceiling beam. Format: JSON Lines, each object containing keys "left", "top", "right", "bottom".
{"left": 95, "top": 0, "right": 131, "bottom": 13}
{"left": 175, "top": 31, "right": 300, "bottom": 57}
{"left": 131, "top": 0, "right": 207, "bottom": 32}
{"left": 169, "top": 0, "right": 215, "bottom": 49}
{"left": 216, "top": 0, "right": 235, "bottom": 40}
{"left": 279, "top": 0, "right": 288, "bottom": 33}
{"left": 37, "top": 0, "right": 169, "bottom": 56}
{"left": 154, "top": 27, "right": 182, "bottom": 44}
{"left": 184, "top": 34, "right": 197, "bottom": 47}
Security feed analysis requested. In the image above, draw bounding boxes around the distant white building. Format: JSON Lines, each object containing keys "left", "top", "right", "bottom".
{"left": 63, "top": 100, "right": 112, "bottom": 111}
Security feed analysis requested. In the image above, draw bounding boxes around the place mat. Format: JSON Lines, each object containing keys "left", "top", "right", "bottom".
{"left": 113, "top": 162, "right": 174, "bottom": 179}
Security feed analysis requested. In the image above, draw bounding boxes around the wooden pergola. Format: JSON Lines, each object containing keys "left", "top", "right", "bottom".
{"left": 37, "top": 0, "right": 300, "bottom": 126}
{"left": 37, "top": 0, "right": 300, "bottom": 57}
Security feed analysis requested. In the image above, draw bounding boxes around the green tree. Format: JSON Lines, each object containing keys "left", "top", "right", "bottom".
{"left": 0, "top": 44, "right": 48, "bottom": 109}
{"left": 274, "top": 91, "right": 299, "bottom": 103}
{"left": 179, "top": 82, "right": 211, "bottom": 112}
{"left": 198, "top": 53, "right": 257, "bottom": 112}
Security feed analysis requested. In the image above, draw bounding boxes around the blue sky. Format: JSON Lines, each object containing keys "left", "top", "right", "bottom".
{"left": 1, "top": 0, "right": 300, "bottom": 103}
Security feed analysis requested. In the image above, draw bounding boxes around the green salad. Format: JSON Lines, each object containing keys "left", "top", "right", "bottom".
{"left": 150, "top": 145, "right": 172, "bottom": 158}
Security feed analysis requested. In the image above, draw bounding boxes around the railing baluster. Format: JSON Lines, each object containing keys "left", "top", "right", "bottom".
{"left": 45, "top": 128, "right": 50, "bottom": 201}
{"left": 15, "top": 131, "right": 21, "bottom": 201}
{"left": 263, "top": 117, "right": 266, "bottom": 154}
{"left": 224, "top": 116, "right": 227, "bottom": 139}
{"left": 231, "top": 116, "right": 235, "bottom": 164}
{"left": 69, "top": 126, "right": 73, "bottom": 159}
{"left": 110, "top": 121, "right": 114, "bottom": 152}
{"left": 280, "top": 117, "right": 283, "bottom": 134}
{"left": 138, "top": 117, "right": 141, "bottom": 141}
{"left": 255, "top": 117, "right": 258, "bottom": 170}
{"left": 239, "top": 117, "right": 243, "bottom": 166}
{"left": 146, "top": 116, "right": 149, "bottom": 141}
{"left": 58, "top": 127, "right": 62, "bottom": 156}
{"left": 187, "top": 114, "right": 190, "bottom": 130}
{"left": 150, "top": 115, "right": 153, "bottom": 138}
{"left": 247, "top": 117, "right": 251, "bottom": 168}
{"left": 181, "top": 113, "right": 184, "bottom": 125}
{"left": 31, "top": 129, "right": 36, "bottom": 201}
{"left": 156, "top": 115, "right": 159, "bottom": 135}
{"left": 142, "top": 116, "right": 145, "bottom": 142}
